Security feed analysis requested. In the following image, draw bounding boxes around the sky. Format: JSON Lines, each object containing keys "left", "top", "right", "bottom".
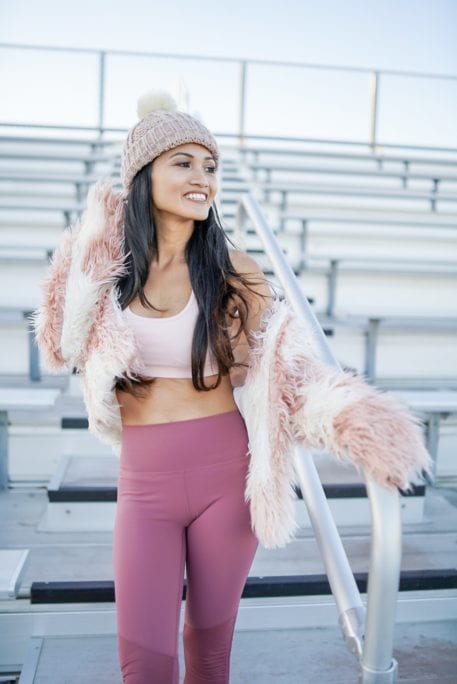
{"left": 0, "top": 0, "right": 456, "bottom": 147}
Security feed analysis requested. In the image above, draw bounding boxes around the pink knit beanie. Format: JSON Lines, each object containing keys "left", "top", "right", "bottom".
{"left": 121, "top": 89, "right": 220, "bottom": 191}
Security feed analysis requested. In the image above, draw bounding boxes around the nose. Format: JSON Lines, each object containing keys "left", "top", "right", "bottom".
{"left": 190, "top": 167, "right": 210, "bottom": 187}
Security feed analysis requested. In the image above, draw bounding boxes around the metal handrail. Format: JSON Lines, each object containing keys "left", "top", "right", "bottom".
{"left": 236, "top": 193, "right": 402, "bottom": 683}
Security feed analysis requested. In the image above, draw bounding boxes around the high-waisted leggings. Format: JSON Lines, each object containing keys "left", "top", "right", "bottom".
{"left": 113, "top": 409, "right": 259, "bottom": 683}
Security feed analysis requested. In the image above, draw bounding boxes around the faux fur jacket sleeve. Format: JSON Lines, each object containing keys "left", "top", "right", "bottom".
{"left": 30, "top": 181, "right": 129, "bottom": 374}
{"left": 30, "top": 221, "right": 76, "bottom": 372}
{"left": 234, "top": 300, "right": 432, "bottom": 547}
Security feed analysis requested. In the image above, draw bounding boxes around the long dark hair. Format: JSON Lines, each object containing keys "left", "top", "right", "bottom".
{"left": 114, "top": 160, "right": 268, "bottom": 398}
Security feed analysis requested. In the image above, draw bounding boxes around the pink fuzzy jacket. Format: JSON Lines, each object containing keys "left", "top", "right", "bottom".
{"left": 31, "top": 181, "right": 432, "bottom": 548}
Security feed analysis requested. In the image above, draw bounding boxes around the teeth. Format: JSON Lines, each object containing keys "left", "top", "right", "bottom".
{"left": 185, "top": 193, "right": 207, "bottom": 201}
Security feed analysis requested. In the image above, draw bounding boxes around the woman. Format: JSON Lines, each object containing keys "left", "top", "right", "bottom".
{"left": 32, "top": 90, "right": 431, "bottom": 683}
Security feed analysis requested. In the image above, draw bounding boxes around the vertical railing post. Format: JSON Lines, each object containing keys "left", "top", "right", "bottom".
{"left": 327, "top": 259, "right": 338, "bottom": 318}
{"left": 294, "top": 446, "right": 365, "bottom": 657}
{"left": 0, "top": 410, "right": 7, "bottom": 490}
{"left": 360, "top": 479, "right": 401, "bottom": 683}
{"left": 25, "top": 310, "right": 41, "bottom": 382}
{"left": 425, "top": 413, "right": 441, "bottom": 482}
{"left": 98, "top": 50, "right": 106, "bottom": 138}
{"left": 365, "top": 318, "right": 380, "bottom": 383}
{"left": 369, "top": 71, "right": 380, "bottom": 153}
{"left": 239, "top": 61, "right": 248, "bottom": 146}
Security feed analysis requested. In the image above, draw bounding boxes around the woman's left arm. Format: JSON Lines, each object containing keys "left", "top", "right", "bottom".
{"left": 276, "top": 311, "right": 433, "bottom": 491}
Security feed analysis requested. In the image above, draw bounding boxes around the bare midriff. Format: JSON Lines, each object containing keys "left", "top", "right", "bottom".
{"left": 115, "top": 372, "right": 240, "bottom": 426}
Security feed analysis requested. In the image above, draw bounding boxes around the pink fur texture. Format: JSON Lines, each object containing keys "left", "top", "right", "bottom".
{"left": 80, "top": 182, "right": 129, "bottom": 284}
{"left": 264, "top": 316, "right": 303, "bottom": 541}
{"left": 331, "top": 378, "right": 432, "bottom": 489}
{"left": 237, "top": 304, "right": 302, "bottom": 546}
{"left": 82, "top": 287, "right": 144, "bottom": 379}
{"left": 29, "top": 224, "right": 79, "bottom": 371}
{"left": 255, "top": 305, "right": 432, "bottom": 493}
{"left": 293, "top": 360, "right": 432, "bottom": 491}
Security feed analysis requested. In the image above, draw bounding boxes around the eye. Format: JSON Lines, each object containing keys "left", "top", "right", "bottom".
{"left": 176, "top": 161, "right": 216, "bottom": 174}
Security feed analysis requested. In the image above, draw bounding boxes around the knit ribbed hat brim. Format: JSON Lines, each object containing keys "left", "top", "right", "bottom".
{"left": 121, "top": 103, "right": 219, "bottom": 190}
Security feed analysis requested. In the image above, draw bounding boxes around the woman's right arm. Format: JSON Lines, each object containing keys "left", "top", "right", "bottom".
{"left": 29, "top": 180, "right": 126, "bottom": 374}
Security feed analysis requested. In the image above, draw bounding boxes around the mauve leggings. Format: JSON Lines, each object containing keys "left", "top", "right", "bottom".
{"left": 113, "top": 409, "right": 259, "bottom": 683}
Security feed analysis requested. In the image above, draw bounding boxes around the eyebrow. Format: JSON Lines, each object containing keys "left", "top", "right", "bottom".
{"left": 169, "top": 152, "right": 215, "bottom": 162}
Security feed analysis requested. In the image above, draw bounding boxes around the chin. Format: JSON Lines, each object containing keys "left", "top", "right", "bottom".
{"left": 186, "top": 208, "right": 210, "bottom": 219}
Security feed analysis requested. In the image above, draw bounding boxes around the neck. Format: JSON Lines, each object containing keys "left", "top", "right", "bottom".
{"left": 153, "top": 215, "right": 194, "bottom": 268}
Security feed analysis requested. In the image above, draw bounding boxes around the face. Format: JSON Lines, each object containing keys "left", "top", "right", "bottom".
{"left": 150, "top": 142, "right": 218, "bottom": 224}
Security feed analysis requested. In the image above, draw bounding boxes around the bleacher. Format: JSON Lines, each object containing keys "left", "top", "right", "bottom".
{"left": 1, "top": 120, "right": 456, "bottom": 682}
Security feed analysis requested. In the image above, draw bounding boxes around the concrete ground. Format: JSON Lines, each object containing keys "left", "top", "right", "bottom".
{"left": 19, "top": 620, "right": 457, "bottom": 683}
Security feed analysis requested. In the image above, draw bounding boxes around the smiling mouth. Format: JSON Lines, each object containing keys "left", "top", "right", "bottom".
{"left": 184, "top": 194, "right": 208, "bottom": 203}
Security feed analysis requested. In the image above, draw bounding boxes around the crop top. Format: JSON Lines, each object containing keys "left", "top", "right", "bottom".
{"left": 121, "top": 289, "right": 219, "bottom": 378}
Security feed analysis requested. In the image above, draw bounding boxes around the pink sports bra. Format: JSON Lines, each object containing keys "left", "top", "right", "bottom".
{"left": 121, "top": 289, "right": 219, "bottom": 378}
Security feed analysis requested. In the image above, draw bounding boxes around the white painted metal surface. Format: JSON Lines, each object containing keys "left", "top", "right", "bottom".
{"left": 0, "top": 549, "right": 29, "bottom": 599}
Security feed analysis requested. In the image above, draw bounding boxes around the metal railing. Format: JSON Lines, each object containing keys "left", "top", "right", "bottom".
{"left": 1, "top": 42, "right": 456, "bottom": 151}
{"left": 236, "top": 193, "right": 402, "bottom": 683}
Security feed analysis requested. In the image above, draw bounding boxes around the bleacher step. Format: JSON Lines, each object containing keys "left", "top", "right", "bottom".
{"left": 3, "top": 486, "right": 456, "bottom": 598}
{"left": 29, "top": 568, "right": 457, "bottom": 604}
{"left": 16, "top": 620, "right": 457, "bottom": 683}
{"left": 12, "top": 533, "right": 457, "bottom": 596}
{"left": 40, "top": 454, "right": 425, "bottom": 532}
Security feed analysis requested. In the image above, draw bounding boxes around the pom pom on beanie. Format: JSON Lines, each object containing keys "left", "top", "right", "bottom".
{"left": 136, "top": 89, "right": 178, "bottom": 118}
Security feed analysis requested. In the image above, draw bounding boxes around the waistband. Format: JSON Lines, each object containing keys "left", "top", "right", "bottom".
{"left": 120, "top": 409, "right": 249, "bottom": 473}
